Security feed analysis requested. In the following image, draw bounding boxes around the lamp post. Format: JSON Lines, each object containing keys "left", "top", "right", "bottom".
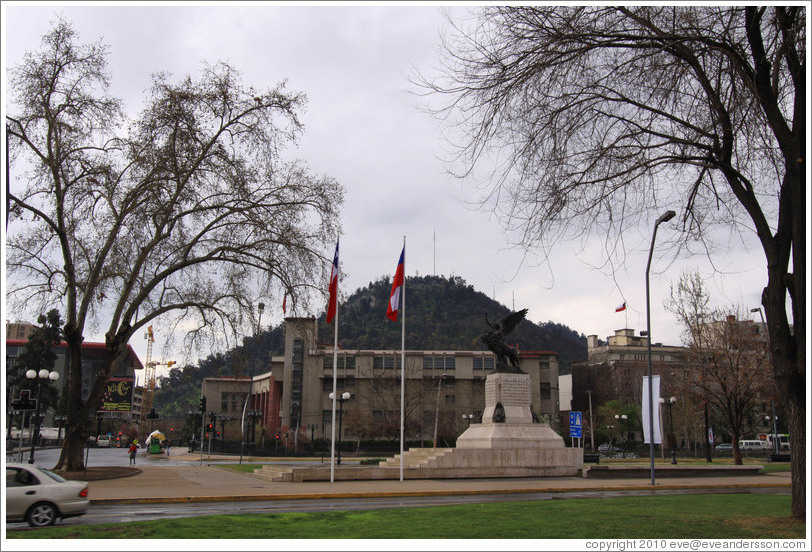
{"left": 660, "top": 396, "right": 678, "bottom": 464}
{"left": 462, "top": 413, "right": 474, "bottom": 429}
{"left": 646, "top": 209, "right": 676, "bottom": 485}
{"left": 329, "top": 392, "right": 350, "bottom": 464}
{"left": 433, "top": 373, "right": 447, "bottom": 449}
{"left": 615, "top": 414, "right": 628, "bottom": 445}
{"left": 26, "top": 368, "right": 59, "bottom": 464}
{"left": 239, "top": 302, "right": 264, "bottom": 465}
{"left": 765, "top": 415, "right": 779, "bottom": 455}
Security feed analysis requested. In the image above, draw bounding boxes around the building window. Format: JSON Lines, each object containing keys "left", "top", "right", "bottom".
{"left": 539, "top": 360, "right": 550, "bottom": 371}
{"left": 374, "top": 355, "right": 401, "bottom": 369}
{"left": 323, "top": 355, "right": 357, "bottom": 370}
{"left": 473, "top": 356, "right": 495, "bottom": 371}
{"left": 424, "top": 355, "right": 455, "bottom": 370}
{"left": 444, "top": 394, "right": 455, "bottom": 404}
{"left": 540, "top": 382, "right": 551, "bottom": 399}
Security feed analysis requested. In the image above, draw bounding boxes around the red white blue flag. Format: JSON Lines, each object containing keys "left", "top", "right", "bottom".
{"left": 615, "top": 301, "right": 626, "bottom": 313}
{"left": 386, "top": 246, "right": 405, "bottom": 322}
{"left": 326, "top": 241, "right": 339, "bottom": 324}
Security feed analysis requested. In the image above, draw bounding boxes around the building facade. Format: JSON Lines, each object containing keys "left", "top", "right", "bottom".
{"left": 569, "top": 328, "right": 690, "bottom": 446}
{"left": 274, "top": 317, "right": 561, "bottom": 446}
{"left": 6, "top": 330, "right": 144, "bottom": 431}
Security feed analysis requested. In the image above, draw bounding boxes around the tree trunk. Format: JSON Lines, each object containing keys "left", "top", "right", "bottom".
{"left": 54, "top": 325, "right": 88, "bottom": 471}
{"left": 763, "top": 251, "right": 804, "bottom": 519}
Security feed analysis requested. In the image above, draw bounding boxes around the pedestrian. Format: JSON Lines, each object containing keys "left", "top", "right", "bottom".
{"left": 128, "top": 442, "right": 138, "bottom": 465}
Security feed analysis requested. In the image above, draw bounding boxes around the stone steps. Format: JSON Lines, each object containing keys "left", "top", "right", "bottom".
{"left": 380, "top": 448, "right": 454, "bottom": 469}
{"left": 253, "top": 465, "right": 296, "bottom": 482}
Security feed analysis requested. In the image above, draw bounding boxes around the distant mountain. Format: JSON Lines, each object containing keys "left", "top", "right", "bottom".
{"left": 154, "top": 275, "right": 586, "bottom": 418}
{"left": 316, "top": 275, "right": 587, "bottom": 373}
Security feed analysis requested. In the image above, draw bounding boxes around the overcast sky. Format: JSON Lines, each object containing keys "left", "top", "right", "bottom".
{"left": 3, "top": 3, "right": 772, "bottom": 374}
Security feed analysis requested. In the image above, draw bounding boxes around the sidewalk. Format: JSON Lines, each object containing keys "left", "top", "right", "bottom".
{"left": 86, "top": 453, "right": 792, "bottom": 505}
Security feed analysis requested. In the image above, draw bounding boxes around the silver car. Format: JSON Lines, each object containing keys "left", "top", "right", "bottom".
{"left": 5, "top": 463, "right": 89, "bottom": 527}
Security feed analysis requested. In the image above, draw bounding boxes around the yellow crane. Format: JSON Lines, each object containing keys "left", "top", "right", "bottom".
{"left": 141, "top": 326, "right": 175, "bottom": 422}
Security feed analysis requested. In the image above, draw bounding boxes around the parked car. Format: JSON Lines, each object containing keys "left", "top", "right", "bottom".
{"left": 598, "top": 444, "right": 624, "bottom": 455}
{"left": 715, "top": 443, "right": 734, "bottom": 451}
{"left": 96, "top": 435, "right": 111, "bottom": 447}
{"left": 5, "top": 464, "right": 89, "bottom": 527}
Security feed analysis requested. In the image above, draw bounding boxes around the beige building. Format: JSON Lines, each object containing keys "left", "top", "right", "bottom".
{"left": 275, "top": 317, "right": 561, "bottom": 446}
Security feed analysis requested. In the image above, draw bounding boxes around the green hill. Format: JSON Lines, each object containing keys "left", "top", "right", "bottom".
{"left": 317, "top": 275, "right": 586, "bottom": 370}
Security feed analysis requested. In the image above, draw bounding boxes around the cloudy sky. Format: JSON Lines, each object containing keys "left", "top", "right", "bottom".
{"left": 3, "top": 3, "right": 771, "bottom": 372}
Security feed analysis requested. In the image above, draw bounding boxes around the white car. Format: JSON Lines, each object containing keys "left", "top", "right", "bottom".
{"left": 97, "top": 435, "right": 111, "bottom": 447}
{"left": 5, "top": 464, "right": 89, "bottom": 527}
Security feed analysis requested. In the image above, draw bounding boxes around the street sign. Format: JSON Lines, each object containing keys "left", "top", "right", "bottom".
{"left": 569, "top": 411, "right": 583, "bottom": 438}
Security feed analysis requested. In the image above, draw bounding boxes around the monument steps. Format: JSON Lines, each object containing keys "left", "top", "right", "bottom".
{"left": 381, "top": 448, "right": 454, "bottom": 468}
{"left": 253, "top": 464, "right": 297, "bottom": 482}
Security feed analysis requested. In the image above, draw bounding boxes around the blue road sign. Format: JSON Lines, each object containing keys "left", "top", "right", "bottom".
{"left": 569, "top": 411, "right": 583, "bottom": 438}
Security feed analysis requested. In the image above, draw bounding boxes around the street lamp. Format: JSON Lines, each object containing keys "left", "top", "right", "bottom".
{"left": 659, "top": 396, "right": 678, "bottom": 464}
{"left": 25, "top": 368, "right": 59, "bottom": 464}
{"left": 614, "top": 414, "right": 628, "bottom": 445}
{"left": 462, "top": 413, "right": 474, "bottom": 429}
{"left": 646, "top": 209, "right": 676, "bottom": 485}
{"left": 239, "top": 301, "right": 264, "bottom": 465}
{"left": 329, "top": 391, "right": 351, "bottom": 464}
{"left": 765, "top": 415, "right": 779, "bottom": 455}
{"left": 433, "top": 373, "right": 448, "bottom": 449}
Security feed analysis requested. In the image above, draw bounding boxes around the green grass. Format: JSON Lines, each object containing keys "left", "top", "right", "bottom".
{"left": 7, "top": 494, "right": 803, "bottom": 540}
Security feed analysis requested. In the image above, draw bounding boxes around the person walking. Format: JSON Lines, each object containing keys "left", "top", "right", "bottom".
{"left": 128, "top": 442, "right": 138, "bottom": 465}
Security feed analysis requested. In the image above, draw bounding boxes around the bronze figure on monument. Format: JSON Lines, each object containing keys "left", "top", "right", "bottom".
{"left": 481, "top": 308, "right": 528, "bottom": 373}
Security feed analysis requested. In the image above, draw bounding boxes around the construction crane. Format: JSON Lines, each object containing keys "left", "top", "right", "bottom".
{"left": 141, "top": 326, "right": 175, "bottom": 422}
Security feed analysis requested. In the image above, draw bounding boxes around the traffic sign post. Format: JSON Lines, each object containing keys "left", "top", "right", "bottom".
{"left": 569, "top": 411, "right": 583, "bottom": 445}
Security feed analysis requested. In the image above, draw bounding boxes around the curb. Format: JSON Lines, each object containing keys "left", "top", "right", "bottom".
{"left": 89, "top": 481, "right": 791, "bottom": 505}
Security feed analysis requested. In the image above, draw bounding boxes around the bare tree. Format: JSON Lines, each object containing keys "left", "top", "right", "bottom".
{"left": 6, "top": 19, "right": 343, "bottom": 470}
{"left": 668, "top": 272, "right": 776, "bottom": 464}
{"left": 422, "top": 6, "right": 804, "bottom": 517}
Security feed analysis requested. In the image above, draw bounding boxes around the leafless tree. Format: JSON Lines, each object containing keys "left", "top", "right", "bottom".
{"left": 668, "top": 272, "right": 776, "bottom": 464}
{"left": 6, "top": 19, "right": 343, "bottom": 470}
{"left": 422, "top": 5, "right": 804, "bottom": 517}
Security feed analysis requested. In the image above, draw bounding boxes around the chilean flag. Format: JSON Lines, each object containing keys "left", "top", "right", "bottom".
{"left": 615, "top": 301, "right": 626, "bottom": 313}
{"left": 326, "top": 240, "right": 339, "bottom": 324}
{"left": 386, "top": 246, "right": 405, "bottom": 322}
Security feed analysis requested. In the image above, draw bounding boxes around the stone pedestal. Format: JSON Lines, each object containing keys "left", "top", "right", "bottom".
{"left": 456, "top": 372, "right": 565, "bottom": 449}
{"left": 381, "top": 371, "right": 583, "bottom": 478}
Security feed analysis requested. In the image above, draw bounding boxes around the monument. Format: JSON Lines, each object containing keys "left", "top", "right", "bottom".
{"left": 381, "top": 309, "right": 583, "bottom": 478}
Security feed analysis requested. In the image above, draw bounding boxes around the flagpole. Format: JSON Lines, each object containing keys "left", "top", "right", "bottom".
{"left": 330, "top": 306, "right": 338, "bottom": 483}
{"left": 400, "top": 236, "right": 406, "bottom": 482}
{"left": 327, "top": 240, "right": 339, "bottom": 484}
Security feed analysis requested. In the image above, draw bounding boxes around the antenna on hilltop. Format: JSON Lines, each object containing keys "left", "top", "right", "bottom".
{"left": 433, "top": 228, "right": 436, "bottom": 276}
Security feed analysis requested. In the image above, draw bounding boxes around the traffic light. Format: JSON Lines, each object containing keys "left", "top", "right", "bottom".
{"left": 275, "top": 434, "right": 280, "bottom": 441}
{"left": 199, "top": 396, "right": 207, "bottom": 412}
{"left": 206, "top": 423, "right": 214, "bottom": 432}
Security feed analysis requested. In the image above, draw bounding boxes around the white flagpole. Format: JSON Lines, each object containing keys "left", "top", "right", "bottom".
{"left": 400, "top": 236, "right": 406, "bottom": 482}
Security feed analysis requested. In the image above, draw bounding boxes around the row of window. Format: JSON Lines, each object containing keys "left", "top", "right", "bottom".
{"left": 321, "top": 354, "right": 533, "bottom": 371}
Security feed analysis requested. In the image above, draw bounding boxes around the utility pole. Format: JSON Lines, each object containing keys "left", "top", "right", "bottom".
{"left": 586, "top": 390, "right": 595, "bottom": 452}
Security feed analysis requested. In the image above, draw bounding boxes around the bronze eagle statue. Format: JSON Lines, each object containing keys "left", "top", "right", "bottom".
{"left": 481, "top": 308, "right": 528, "bottom": 373}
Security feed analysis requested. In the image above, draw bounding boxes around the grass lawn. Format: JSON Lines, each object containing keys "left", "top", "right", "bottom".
{"left": 7, "top": 493, "right": 803, "bottom": 540}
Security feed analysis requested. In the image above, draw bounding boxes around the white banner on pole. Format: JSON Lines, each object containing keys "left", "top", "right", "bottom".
{"left": 642, "top": 375, "right": 662, "bottom": 444}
